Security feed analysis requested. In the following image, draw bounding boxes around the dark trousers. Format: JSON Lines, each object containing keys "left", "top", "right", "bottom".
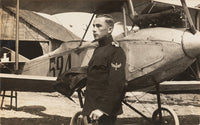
{"left": 98, "top": 114, "right": 117, "bottom": 125}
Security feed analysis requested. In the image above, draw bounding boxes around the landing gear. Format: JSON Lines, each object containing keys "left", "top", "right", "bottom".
{"left": 153, "top": 83, "right": 179, "bottom": 125}
{"left": 152, "top": 106, "right": 179, "bottom": 125}
{"left": 70, "top": 82, "right": 180, "bottom": 125}
{"left": 70, "top": 90, "right": 88, "bottom": 125}
{"left": 70, "top": 111, "right": 91, "bottom": 125}
{"left": 70, "top": 111, "right": 84, "bottom": 125}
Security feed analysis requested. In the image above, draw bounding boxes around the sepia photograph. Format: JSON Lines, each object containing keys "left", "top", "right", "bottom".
{"left": 0, "top": 0, "right": 200, "bottom": 125}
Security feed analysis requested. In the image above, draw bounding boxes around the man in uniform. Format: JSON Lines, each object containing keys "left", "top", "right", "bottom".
{"left": 82, "top": 14, "right": 126, "bottom": 125}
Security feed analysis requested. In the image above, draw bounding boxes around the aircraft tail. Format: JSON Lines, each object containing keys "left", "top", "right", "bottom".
{"left": 0, "top": 47, "right": 30, "bottom": 73}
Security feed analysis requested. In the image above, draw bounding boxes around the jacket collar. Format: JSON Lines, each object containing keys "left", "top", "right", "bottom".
{"left": 98, "top": 35, "right": 113, "bottom": 47}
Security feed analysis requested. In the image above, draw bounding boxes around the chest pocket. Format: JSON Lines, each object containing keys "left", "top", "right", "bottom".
{"left": 88, "top": 56, "right": 108, "bottom": 71}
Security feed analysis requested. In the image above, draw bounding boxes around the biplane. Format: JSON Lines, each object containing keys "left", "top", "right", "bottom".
{"left": 1, "top": 0, "right": 200, "bottom": 124}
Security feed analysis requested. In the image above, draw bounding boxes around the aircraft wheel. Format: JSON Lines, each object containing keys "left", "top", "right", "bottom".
{"left": 70, "top": 111, "right": 91, "bottom": 125}
{"left": 70, "top": 111, "right": 84, "bottom": 125}
{"left": 152, "top": 106, "right": 179, "bottom": 125}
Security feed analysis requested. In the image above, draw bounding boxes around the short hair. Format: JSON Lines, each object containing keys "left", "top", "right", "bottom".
{"left": 96, "top": 14, "right": 115, "bottom": 28}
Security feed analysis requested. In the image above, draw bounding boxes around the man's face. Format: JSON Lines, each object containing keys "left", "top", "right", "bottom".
{"left": 93, "top": 17, "right": 112, "bottom": 40}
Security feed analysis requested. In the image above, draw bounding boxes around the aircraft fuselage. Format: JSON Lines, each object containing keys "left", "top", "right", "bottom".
{"left": 118, "top": 27, "right": 199, "bottom": 91}
{"left": 1, "top": 27, "right": 200, "bottom": 92}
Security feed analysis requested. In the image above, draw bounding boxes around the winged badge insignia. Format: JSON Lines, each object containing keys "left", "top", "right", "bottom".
{"left": 111, "top": 62, "right": 121, "bottom": 70}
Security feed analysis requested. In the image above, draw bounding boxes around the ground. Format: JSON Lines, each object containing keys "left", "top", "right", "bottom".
{"left": 0, "top": 91, "right": 200, "bottom": 125}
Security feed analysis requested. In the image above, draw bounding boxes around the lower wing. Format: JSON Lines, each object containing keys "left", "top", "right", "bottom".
{"left": 0, "top": 73, "right": 56, "bottom": 92}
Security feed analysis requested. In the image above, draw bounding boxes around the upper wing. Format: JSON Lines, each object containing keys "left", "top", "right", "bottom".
{"left": 2, "top": 0, "right": 124, "bottom": 14}
{"left": 153, "top": 0, "right": 200, "bottom": 10}
{"left": 0, "top": 73, "right": 57, "bottom": 92}
{"left": 2, "top": 0, "right": 151, "bottom": 15}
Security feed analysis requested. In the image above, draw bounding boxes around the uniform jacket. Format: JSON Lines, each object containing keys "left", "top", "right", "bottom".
{"left": 82, "top": 35, "right": 126, "bottom": 116}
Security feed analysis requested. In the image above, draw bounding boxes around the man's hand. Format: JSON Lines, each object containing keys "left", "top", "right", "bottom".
{"left": 89, "top": 109, "right": 104, "bottom": 121}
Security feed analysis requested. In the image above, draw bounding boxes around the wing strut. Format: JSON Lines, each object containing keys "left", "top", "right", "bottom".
{"left": 122, "top": 4, "right": 128, "bottom": 37}
{"left": 180, "top": 0, "right": 196, "bottom": 34}
{"left": 15, "top": 0, "right": 19, "bottom": 71}
{"left": 79, "top": 13, "right": 95, "bottom": 47}
{"left": 127, "top": 0, "right": 136, "bottom": 20}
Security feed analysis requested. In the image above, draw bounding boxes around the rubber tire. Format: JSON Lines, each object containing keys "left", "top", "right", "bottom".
{"left": 152, "top": 106, "right": 179, "bottom": 125}
{"left": 70, "top": 111, "right": 83, "bottom": 125}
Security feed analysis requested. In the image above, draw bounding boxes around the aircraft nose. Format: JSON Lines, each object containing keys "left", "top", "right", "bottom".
{"left": 182, "top": 31, "right": 200, "bottom": 58}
